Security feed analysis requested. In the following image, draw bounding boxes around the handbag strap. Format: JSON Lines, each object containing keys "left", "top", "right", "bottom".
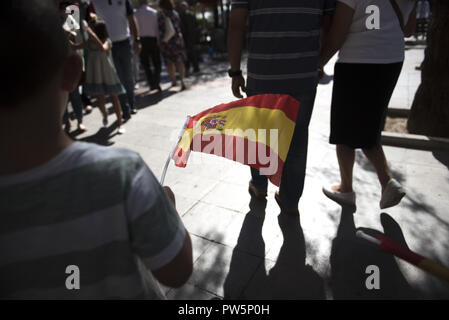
{"left": 389, "top": 0, "right": 405, "bottom": 33}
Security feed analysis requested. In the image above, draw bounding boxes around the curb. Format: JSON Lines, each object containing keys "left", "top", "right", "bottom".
{"left": 381, "top": 131, "right": 449, "bottom": 152}
{"left": 387, "top": 108, "right": 410, "bottom": 118}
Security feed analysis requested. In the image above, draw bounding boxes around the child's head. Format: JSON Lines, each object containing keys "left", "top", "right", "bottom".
{"left": 0, "top": 0, "right": 82, "bottom": 121}
{"left": 91, "top": 19, "right": 109, "bottom": 43}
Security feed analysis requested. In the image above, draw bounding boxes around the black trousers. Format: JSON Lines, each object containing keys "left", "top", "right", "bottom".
{"left": 139, "top": 37, "right": 162, "bottom": 88}
{"left": 185, "top": 44, "right": 200, "bottom": 73}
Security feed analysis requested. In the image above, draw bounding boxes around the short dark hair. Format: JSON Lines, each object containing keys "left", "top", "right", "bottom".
{"left": 91, "top": 19, "right": 109, "bottom": 43}
{"left": 159, "top": 0, "right": 175, "bottom": 11}
{"left": 0, "top": 0, "right": 70, "bottom": 108}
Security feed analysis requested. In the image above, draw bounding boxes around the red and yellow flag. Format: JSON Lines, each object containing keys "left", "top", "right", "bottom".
{"left": 172, "top": 94, "right": 300, "bottom": 186}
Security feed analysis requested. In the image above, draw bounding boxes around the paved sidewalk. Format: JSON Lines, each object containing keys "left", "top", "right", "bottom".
{"left": 75, "top": 49, "right": 449, "bottom": 299}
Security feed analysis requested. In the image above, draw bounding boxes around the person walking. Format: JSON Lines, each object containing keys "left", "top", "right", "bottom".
{"left": 81, "top": 18, "right": 127, "bottom": 134}
{"left": 227, "top": 0, "right": 335, "bottom": 215}
{"left": 320, "top": 0, "right": 416, "bottom": 210}
{"left": 178, "top": 1, "right": 201, "bottom": 74}
{"left": 158, "top": 0, "right": 187, "bottom": 91}
{"left": 135, "top": 0, "right": 162, "bottom": 92}
{"left": 90, "top": 0, "right": 142, "bottom": 120}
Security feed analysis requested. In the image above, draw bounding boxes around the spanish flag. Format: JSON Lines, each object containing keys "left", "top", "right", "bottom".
{"left": 172, "top": 94, "right": 300, "bottom": 186}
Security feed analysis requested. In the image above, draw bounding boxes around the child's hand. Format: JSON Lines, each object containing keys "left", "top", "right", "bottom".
{"left": 163, "top": 186, "right": 176, "bottom": 208}
{"left": 102, "top": 42, "right": 109, "bottom": 52}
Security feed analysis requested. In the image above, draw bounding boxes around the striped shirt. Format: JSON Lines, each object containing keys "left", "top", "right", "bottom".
{"left": 0, "top": 142, "right": 185, "bottom": 299}
{"left": 231, "top": 0, "right": 336, "bottom": 96}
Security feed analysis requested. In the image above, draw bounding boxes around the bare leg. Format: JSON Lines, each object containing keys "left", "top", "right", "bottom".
{"left": 333, "top": 144, "right": 356, "bottom": 193}
{"left": 362, "top": 145, "right": 392, "bottom": 192}
{"left": 111, "top": 95, "right": 123, "bottom": 127}
{"left": 166, "top": 61, "right": 177, "bottom": 86}
{"left": 97, "top": 94, "right": 107, "bottom": 120}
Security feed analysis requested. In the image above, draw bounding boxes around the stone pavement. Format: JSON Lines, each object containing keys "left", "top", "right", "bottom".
{"left": 74, "top": 49, "right": 449, "bottom": 299}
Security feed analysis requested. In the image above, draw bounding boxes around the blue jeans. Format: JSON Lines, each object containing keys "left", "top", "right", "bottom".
{"left": 250, "top": 90, "right": 317, "bottom": 209}
{"left": 112, "top": 38, "right": 134, "bottom": 116}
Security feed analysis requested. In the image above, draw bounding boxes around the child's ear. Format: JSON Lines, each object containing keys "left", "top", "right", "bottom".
{"left": 61, "top": 53, "right": 82, "bottom": 92}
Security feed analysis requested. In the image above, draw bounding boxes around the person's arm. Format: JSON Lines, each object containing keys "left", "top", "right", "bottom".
{"left": 319, "top": 1, "right": 355, "bottom": 69}
{"left": 319, "top": 0, "right": 336, "bottom": 77}
{"left": 102, "top": 39, "right": 112, "bottom": 53}
{"left": 125, "top": 160, "right": 193, "bottom": 289}
{"left": 227, "top": 8, "right": 248, "bottom": 98}
{"left": 126, "top": 0, "right": 142, "bottom": 55}
{"left": 70, "top": 40, "right": 88, "bottom": 50}
{"left": 404, "top": 4, "right": 417, "bottom": 37}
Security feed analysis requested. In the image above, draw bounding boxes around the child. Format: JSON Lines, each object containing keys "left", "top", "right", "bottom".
{"left": 0, "top": 0, "right": 192, "bottom": 299}
{"left": 76, "top": 16, "right": 126, "bottom": 134}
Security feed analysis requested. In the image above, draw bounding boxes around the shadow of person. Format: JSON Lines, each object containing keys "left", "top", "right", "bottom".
{"left": 330, "top": 208, "right": 417, "bottom": 299}
{"left": 224, "top": 197, "right": 325, "bottom": 299}
{"left": 78, "top": 122, "right": 118, "bottom": 146}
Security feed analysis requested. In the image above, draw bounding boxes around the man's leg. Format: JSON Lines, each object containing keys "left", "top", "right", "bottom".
{"left": 250, "top": 168, "right": 268, "bottom": 189}
{"left": 121, "top": 40, "right": 136, "bottom": 113}
{"left": 150, "top": 38, "right": 162, "bottom": 89}
{"left": 192, "top": 45, "right": 200, "bottom": 72}
{"left": 139, "top": 38, "right": 154, "bottom": 89}
{"left": 69, "top": 89, "right": 84, "bottom": 125}
{"left": 112, "top": 41, "right": 133, "bottom": 117}
{"left": 278, "top": 90, "right": 317, "bottom": 210}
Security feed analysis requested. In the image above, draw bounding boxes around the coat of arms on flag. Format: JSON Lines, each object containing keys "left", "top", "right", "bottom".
{"left": 169, "top": 94, "right": 300, "bottom": 187}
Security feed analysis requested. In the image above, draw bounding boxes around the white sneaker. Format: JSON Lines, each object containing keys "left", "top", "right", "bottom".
{"left": 380, "top": 179, "right": 406, "bottom": 209}
{"left": 322, "top": 186, "right": 356, "bottom": 209}
{"left": 117, "top": 126, "right": 126, "bottom": 134}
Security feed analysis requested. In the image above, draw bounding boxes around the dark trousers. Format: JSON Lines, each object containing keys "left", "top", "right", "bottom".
{"left": 64, "top": 89, "right": 84, "bottom": 123}
{"left": 112, "top": 38, "right": 134, "bottom": 116}
{"left": 185, "top": 44, "right": 200, "bottom": 73}
{"left": 139, "top": 36, "right": 162, "bottom": 89}
{"left": 250, "top": 90, "right": 317, "bottom": 209}
{"left": 81, "top": 92, "right": 92, "bottom": 107}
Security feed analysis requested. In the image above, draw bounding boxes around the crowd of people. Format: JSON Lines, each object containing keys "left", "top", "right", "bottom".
{"left": 1, "top": 0, "right": 422, "bottom": 299}
{"left": 61, "top": 0, "right": 201, "bottom": 134}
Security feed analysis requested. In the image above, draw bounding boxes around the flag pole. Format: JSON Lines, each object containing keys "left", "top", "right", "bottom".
{"left": 160, "top": 116, "right": 191, "bottom": 185}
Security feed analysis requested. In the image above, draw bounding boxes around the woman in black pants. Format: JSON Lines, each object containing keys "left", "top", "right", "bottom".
{"left": 319, "top": 0, "right": 416, "bottom": 210}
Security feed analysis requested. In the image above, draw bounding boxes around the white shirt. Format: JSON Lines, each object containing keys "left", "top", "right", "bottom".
{"left": 337, "top": 0, "right": 416, "bottom": 64}
{"left": 134, "top": 5, "right": 159, "bottom": 38}
{"left": 91, "top": 0, "right": 133, "bottom": 42}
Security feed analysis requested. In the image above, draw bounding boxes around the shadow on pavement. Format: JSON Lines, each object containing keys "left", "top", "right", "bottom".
{"left": 135, "top": 89, "right": 177, "bottom": 111}
{"left": 330, "top": 209, "right": 417, "bottom": 299}
{"left": 433, "top": 151, "right": 449, "bottom": 171}
{"left": 78, "top": 121, "right": 118, "bottom": 146}
{"left": 224, "top": 197, "right": 325, "bottom": 299}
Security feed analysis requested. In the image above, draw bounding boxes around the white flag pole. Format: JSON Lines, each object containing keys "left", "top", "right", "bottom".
{"left": 160, "top": 116, "right": 191, "bottom": 185}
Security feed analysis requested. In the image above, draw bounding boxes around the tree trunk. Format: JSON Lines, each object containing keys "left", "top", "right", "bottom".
{"left": 407, "top": 0, "right": 449, "bottom": 138}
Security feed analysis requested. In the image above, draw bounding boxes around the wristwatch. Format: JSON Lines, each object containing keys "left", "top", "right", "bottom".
{"left": 228, "top": 69, "right": 242, "bottom": 78}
